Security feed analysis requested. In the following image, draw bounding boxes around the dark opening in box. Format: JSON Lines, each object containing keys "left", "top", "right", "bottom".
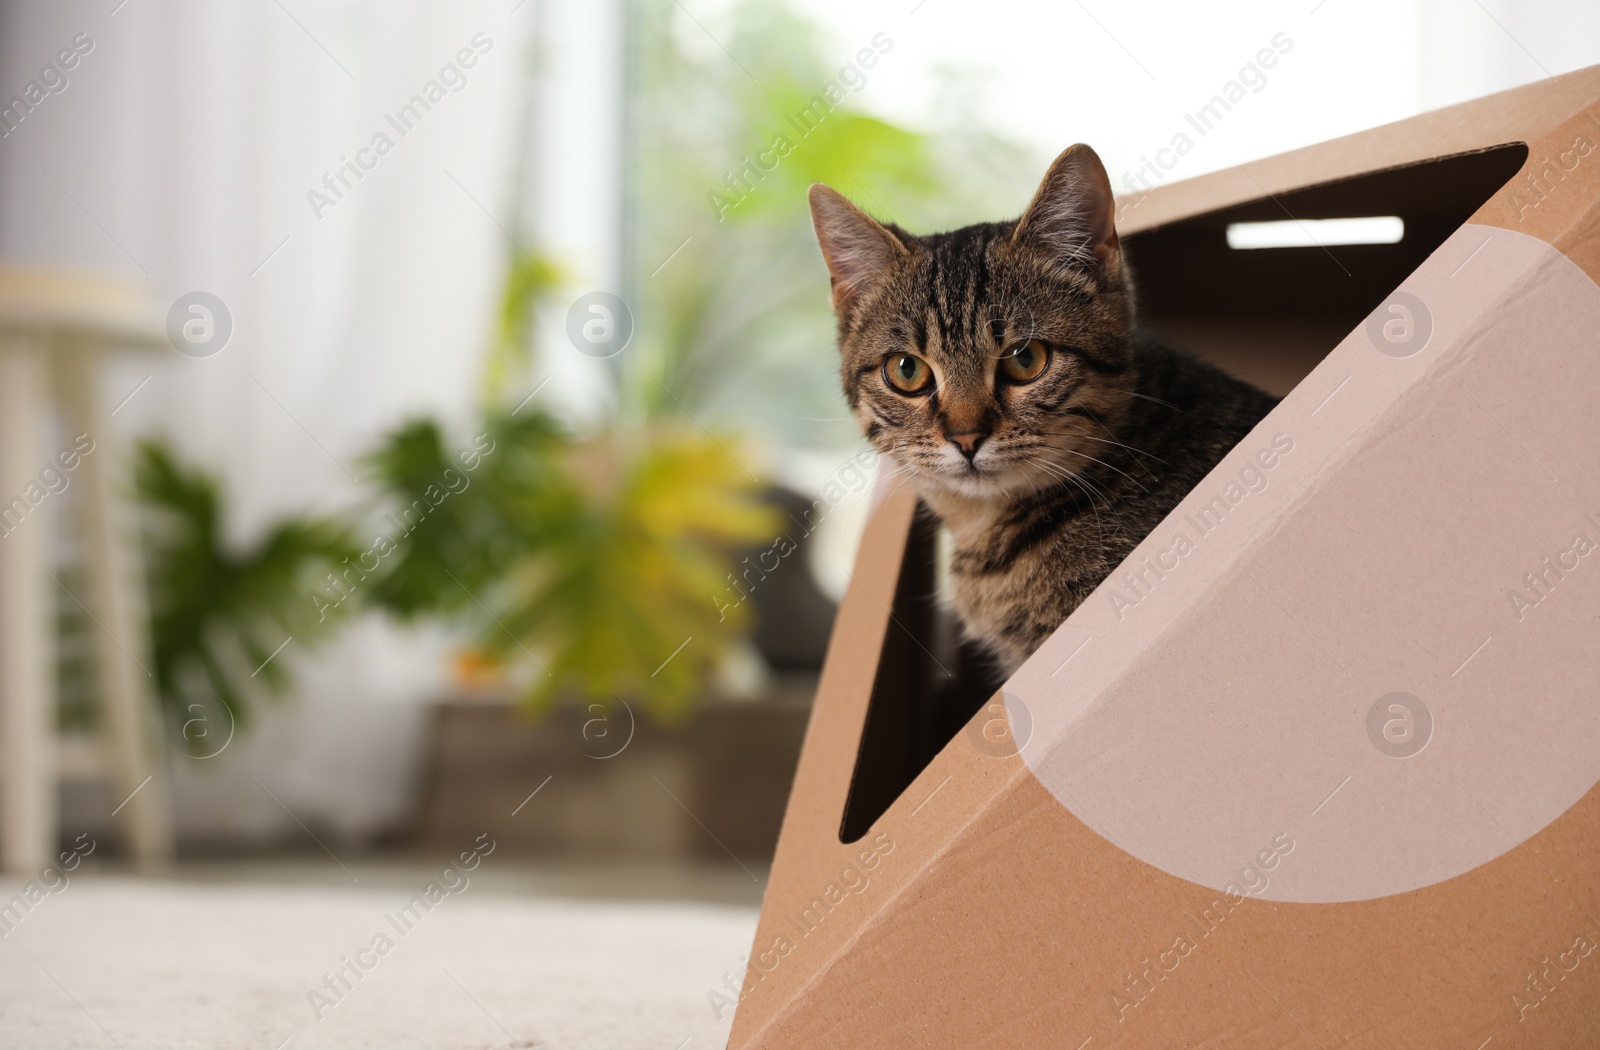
{"left": 837, "top": 142, "right": 1530, "bottom": 844}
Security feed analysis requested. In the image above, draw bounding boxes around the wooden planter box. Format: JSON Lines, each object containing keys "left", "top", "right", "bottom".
{"left": 408, "top": 680, "right": 814, "bottom": 863}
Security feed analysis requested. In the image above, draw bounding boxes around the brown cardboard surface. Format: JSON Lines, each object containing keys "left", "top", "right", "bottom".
{"left": 1013, "top": 223, "right": 1600, "bottom": 905}
{"left": 731, "top": 65, "right": 1600, "bottom": 1048}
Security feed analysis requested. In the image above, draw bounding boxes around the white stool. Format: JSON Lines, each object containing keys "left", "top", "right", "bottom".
{"left": 0, "top": 269, "right": 174, "bottom": 874}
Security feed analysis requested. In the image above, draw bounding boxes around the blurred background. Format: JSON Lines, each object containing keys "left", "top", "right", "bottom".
{"left": 0, "top": 0, "right": 1596, "bottom": 1043}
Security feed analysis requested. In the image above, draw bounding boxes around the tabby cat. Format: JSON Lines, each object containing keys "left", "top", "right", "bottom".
{"left": 808, "top": 144, "right": 1278, "bottom": 675}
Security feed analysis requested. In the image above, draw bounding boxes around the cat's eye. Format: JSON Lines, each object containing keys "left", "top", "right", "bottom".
{"left": 998, "top": 339, "right": 1050, "bottom": 384}
{"left": 883, "top": 353, "right": 934, "bottom": 394}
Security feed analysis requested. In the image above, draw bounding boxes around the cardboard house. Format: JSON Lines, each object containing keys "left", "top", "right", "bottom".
{"left": 729, "top": 67, "right": 1600, "bottom": 1048}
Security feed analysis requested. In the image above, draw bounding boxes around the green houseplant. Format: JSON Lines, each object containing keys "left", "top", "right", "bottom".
{"left": 363, "top": 409, "right": 777, "bottom": 723}
{"left": 135, "top": 438, "right": 358, "bottom": 740}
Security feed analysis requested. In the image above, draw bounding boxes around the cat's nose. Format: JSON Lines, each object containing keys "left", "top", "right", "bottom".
{"left": 945, "top": 429, "right": 988, "bottom": 461}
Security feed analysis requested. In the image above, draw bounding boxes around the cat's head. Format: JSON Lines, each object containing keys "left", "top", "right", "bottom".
{"left": 808, "top": 144, "right": 1135, "bottom": 503}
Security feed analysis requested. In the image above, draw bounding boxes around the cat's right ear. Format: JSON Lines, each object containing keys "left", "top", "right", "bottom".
{"left": 808, "top": 184, "right": 906, "bottom": 317}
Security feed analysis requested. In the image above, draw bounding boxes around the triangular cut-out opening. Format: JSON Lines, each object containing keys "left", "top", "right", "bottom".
{"left": 837, "top": 142, "right": 1530, "bottom": 844}
{"left": 838, "top": 504, "right": 1006, "bottom": 844}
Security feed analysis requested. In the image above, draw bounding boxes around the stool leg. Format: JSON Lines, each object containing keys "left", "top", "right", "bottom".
{"left": 0, "top": 337, "right": 56, "bottom": 875}
{"left": 58, "top": 346, "right": 173, "bottom": 872}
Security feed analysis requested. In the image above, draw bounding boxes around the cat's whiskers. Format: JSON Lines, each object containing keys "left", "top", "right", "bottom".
{"left": 879, "top": 463, "right": 919, "bottom": 485}
{"left": 1031, "top": 456, "right": 1109, "bottom": 502}
{"left": 1035, "top": 427, "right": 1166, "bottom": 489}
{"left": 1037, "top": 425, "right": 1169, "bottom": 468}
{"left": 1030, "top": 459, "right": 1110, "bottom": 540}
{"left": 873, "top": 452, "right": 919, "bottom": 477}
{"left": 1127, "top": 390, "right": 1182, "bottom": 411}
{"left": 855, "top": 439, "right": 936, "bottom": 497}
{"left": 1035, "top": 442, "right": 1152, "bottom": 495}
{"left": 1044, "top": 405, "right": 1167, "bottom": 482}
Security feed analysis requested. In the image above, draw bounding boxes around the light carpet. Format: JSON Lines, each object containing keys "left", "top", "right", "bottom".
{"left": 0, "top": 877, "right": 758, "bottom": 1049}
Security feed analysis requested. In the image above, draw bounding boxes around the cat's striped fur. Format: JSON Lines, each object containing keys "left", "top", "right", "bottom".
{"left": 809, "top": 145, "right": 1278, "bottom": 675}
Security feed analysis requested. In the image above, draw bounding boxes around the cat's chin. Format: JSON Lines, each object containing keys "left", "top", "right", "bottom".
{"left": 876, "top": 450, "right": 1044, "bottom": 504}
{"left": 917, "top": 465, "right": 1040, "bottom": 503}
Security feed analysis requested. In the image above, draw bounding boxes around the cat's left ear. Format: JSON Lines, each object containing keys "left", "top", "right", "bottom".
{"left": 1013, "top": 144, "right": 1120, "bottom": 274}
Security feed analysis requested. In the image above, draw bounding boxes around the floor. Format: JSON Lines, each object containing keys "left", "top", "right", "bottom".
{"left": 0, "top": 857, "right": 763, "bottom": 1049}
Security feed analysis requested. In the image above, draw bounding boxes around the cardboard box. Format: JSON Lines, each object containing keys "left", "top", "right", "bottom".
{"left": 728, "top": 66, "right": 1600, "bottom": 1047}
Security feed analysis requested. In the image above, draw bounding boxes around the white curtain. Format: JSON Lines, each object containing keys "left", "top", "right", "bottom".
{"left": 0, "top": 0, "right": 551, "bottom": 844}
